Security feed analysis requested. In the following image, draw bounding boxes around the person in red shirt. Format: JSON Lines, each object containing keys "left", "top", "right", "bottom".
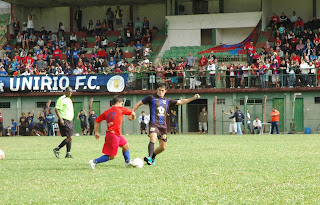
{"left": 198, "top": 54, "right": 208, "bottom": 70}
{"left": 315, "top": 59, "right": 320, "bottom": 87}
{"left": 291, "top": 53, "right": 300, "bottom": 64}
{"left": 89, "top": 95, "right": 136, "bottom": 169}
{"left": 270, "top": 107, "right": 280, "bottom": 134}
{"left": 275, "top": 37, "right": 281, "bottom": 48}
{"left": 269, "top": 13, "right": 280, "bottom": 29}
{"left": 244, "top": 41, "right": 255, "bottom": 64}
{"left": 53, "top": 45, "right": 62, "bottom": 62}
{"left": 112, "top": 66, "right": 122, "bottom": 74}
{"left": 175, "top": 62, "right": 184, "bottom": 88}
{"left": 97, "top": 47, "right": 107, "bottom": 59}
{"left": 293, "top": 17, "right": 304, "bottom": 33}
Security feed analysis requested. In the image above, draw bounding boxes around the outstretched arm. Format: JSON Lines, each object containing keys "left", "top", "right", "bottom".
{"left": 89, "top": 98, "right": 93, "bottom": 114}
{"left": 176, "top": 94, "right": 200, "bottom": 105}
{"left": 128, "top": 111, "right": 136, "bottom": 121}
{"left": 132, "top": 101, "right": 144, "bottom": 112}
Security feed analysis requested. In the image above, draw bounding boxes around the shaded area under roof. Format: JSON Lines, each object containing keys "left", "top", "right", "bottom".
{"left": 2, "top": 0, "right": 166, "bottom": 8}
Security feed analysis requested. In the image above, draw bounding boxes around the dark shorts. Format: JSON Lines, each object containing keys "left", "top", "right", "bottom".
{"left": 116, "top": 18, "right": 122, "bottom": 25}
{"left": 140, "top": 122, "right": 147, "bottom": 130}
{"left": 149, "top": 124, "right": 168, "bottom": 142}
{"left": 58, "top": 119, "right": 74, "bottom": 137}
{"left": 81, "top": 124, "right": 87, "bottom": 131}
{"left": 178, "top": 76, "right": 183, "bottom": 83}
{"left": 0, "top": 122, "right": 3, "bottom": 131}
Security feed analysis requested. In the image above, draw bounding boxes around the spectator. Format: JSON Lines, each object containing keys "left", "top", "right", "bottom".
{"left": 95, "top": 19, "right": 102, "bottom": 35}
{"left": 13, "top": 18, "right": 20, "bottom": 36}
{"left": 244, "top": 41, "right": 255, "bottom": 64}
{"left": 142, "top": 17, "right": 150, "bottom": 35}
{"left": 270, "top": 107, "right": 280, "bottom": 134}
{"left": 59, "top": 36, "right": 66, "bottom": 53}
{"left": 101, "top": 19, "right": 108, "bottom": 33}
{"left": 138, "top": 111, "right": 149, "bottom": 135}
{"left": 72, "top": 47, "right": 80, "bottom": 66}
{"left": 223, "top": 108, "right": 236, "bottom": 135}
{"left": 242, "top": 63, "right": 249, "bottom": 88}
{"left": 95, "top": 35, "right": 101, "bottom": 48}
{"left": 269, "top": 13, "right": 280, "bottom": 29}
{"left": 106, "top": 7, "right": 114, "bottom": 31}
{"left": 22, "top": 33, "right": 29, "bottom": 49}
{"left": 115, "top": 6, "right": 123, "bottom": 30}
{"left": 229, "top": 106, "right": 244, "bottom": 135}
{"left": 21, "top": 22, "right": 27, "bottom": 35}
{"left": 27, "top": 15, "right": 34, "bottom": 34}
{"left": 142, "top": 28, "right": 152, "bottom": 45}
{"left": 229, "top": 63, "right": 235, "bottom": 88}
{"left": 246, "top": 110, "right": 252, "bottom": 134}
{"left": 101, "top": 36, "right": 108, "bottom": 51}
{"left": 53, "top": 46, "right": 62, "bottom": 63}
{"left": 9, "top": 118, "right": 18, "bottom": 136}
{"left": 279, "top": 12, "right": 288, "bottom": 28}
{"left": 134, "top": 29, "right": 142, "bottom": 43}
{"left": 58, "top": 22, "right": 65, "bottom": 32}
{"left": 198, "top": 107, "right": 208, "bottom": 134}
{"left": 252, "top": 117, "right": 262, "bottom": 134}
{"left": 219, "top": 61, "right": 227, "bottom": 88}
{"left": 293, "top": 17, "right": 304, "bottom": 33}
{"left": 69, "top": 32, "right": 77, "bottom": 48}
{"left": 80, "top": 37, "right": 88, "bottom": 48}
{"left": 19, "top": 112, "right": 27, "bottom": 136}
{"left": 115, "top": 35, "right": 124, "bottom": 47}
{"left": 290, "top": 11, "right": 298, "bottom": 26}
{"left": 0, "top": 65, "right": 8, "bottom": 76}
{"left": 75, "top": 8, "right": 82, "bottom": 31}
{"left": 114, "top": 47, "right": 123, "bottom": 61}
{"left": 127, "top": 19, "right": 134, "bottom": 34}
{"left": 170, "top": 110, "right": 178, "bottom": 134}
{"left": 207, "top": 60, "right": 215, "bottom": 88}
{"left": 87, "top": 19, "right": 94, "bottom": 36}
{"left": 134, "top": 18, "right": 142, "bottom": 34}
{"left": 46, "top": 109, "right": 55, "bottom": 136}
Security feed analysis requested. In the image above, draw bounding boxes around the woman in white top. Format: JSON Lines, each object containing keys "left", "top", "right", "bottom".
{"left": 69, "top": 33, "right": 77, "bottom": 47}
{"left": 229, "top": 64, "right": 235, "bottom": 88}
{"left": 308, "top": 61, "right": 315, "bottom": 87}
{"left": 27, "top": 15, "right": 34, "bottom": 34}
{"left": 16, "top": 32, "right": 23, "bottom": 48}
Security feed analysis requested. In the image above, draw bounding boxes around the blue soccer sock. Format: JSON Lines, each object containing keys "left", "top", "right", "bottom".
{"left": 94, "top": 155, "right": 110, "bottom": 164}
{"left": 122, "top": 150, "right": 130, "bottom": 163}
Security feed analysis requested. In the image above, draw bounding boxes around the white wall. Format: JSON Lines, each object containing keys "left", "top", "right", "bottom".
{"left": 224, "top": 0, "right": 261, "bottom": 13}
{"left": 216, "top": 27, "right": 254, "bottom": 45}
{"left": 137, "top": 4, "right": 166, "bottom": 29}
{"left": 166, "top": 12, "right": 261, "bottom": 48}
{"left": 14, "top": 6, "right": 70, "bottom": 32}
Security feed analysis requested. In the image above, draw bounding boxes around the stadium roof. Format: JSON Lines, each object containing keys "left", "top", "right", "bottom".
{"left": 4, "top": 0, "right": 166, "bottom": 8}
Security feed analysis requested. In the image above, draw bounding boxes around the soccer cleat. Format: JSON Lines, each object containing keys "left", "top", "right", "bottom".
{"left": 89, "top": 160, "right": 96, "bottom": 170}
{"left": 152, "top": 159, "right": 156, "bottom": 165}
{"left": 125, "top": 160, "right": 134, "bottom": 167}
{"left": 52, "top": 148, "right": 60, "bottom": 159}
{"left": 65, "top": 154, "right": 73, "bottom": 158}
{"left": 144, "top": 156, "right": 153, "bottom": 165}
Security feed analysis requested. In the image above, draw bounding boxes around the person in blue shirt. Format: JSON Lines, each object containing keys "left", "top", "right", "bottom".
{"left": 38, "top": 112, "right": 47, "bottom": 136}
{"left": 108, "top": 56, "right": 116, "bottom": 70}
{"left": 229, "top": 106, "right": 244, "bottom": 135}
{"left": 46, "top": 109, "right": 55, "bottom": 136}
{"left": 72, "top": 48, "right": 80, "bottom": 67}
{"left": 9, "top": 118, "right": 18, "bottom": 136}
{"left": 59, "top": 36, "right": 66, "bottom": 53}
{"left": 26, "top": 111, "right": 34, "bottom": 134}
{"left": 169, "top": 110, "right": 178, "bottom": 134}
{"left": 66, "top": 47, "right": 72, "bottom": 63}
{"left": 0, "top": 66, "right": 8, "bottom": 76}
{"left": 134, "top": 40, "right": 143, "bottom": 56}
{"left": 4, "top": 45, "right": 12, "bottom": 56}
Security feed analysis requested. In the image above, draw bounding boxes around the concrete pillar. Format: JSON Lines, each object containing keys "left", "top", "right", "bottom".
{"left": 166, "top": 0, "right": 171, "bottom": 16}
{"left": 70, "top": 7, "right": 73, "bottom": 32}
{"left": 171, "top": 0, "right": 175, "bottom": 15}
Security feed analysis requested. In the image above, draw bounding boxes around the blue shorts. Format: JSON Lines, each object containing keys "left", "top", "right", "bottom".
{"left": 171, "top": 77, "right": 178, "bottom": 84}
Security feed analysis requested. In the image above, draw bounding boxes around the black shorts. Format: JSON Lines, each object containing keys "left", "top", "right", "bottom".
{"left": 0, "top": 122, "right": 3, "bottom": 131}
{"left": 81, "top": 124, "right": 87, "bottom": 131}
{"left": 140, "top": 123, "right": 147, "bottom": 130}
{"left": 58, "top": 119, "right": 74, "bottom": 137}
{"left": 178, "top": 76, "right": 183, "bottom": 84}
{"left": 149, "top": 124, "right": 168, "bottom": 142}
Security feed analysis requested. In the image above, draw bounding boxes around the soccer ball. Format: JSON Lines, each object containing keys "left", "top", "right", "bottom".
{"left": 0, "top": 149, "right": 5, "bottom": 160}
{"left": 132, "top": 158, "right": 144, "bottom": 168}
{"left": 75, "top": 133, "right": 80, "bottom": 136}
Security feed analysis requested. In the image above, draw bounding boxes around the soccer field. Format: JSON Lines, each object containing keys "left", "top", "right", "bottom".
{"left": 1, "top": 134, "right": 320, "bottom": 204}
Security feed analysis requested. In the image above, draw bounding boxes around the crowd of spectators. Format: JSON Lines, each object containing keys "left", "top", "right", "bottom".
{"left": 2, "top": 10, "right": 320, "bottom": 90}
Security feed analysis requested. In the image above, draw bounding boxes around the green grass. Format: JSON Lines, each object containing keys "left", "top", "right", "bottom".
{"left": 1, "top": 134, "right": 320, "bottom": 204}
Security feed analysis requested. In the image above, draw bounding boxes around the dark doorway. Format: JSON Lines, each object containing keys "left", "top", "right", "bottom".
{"left": 187, "top": 99, "right": 208, "bottom": 132}
{"left": 193, "top": 0, "right": 208, "bottom": 14}
{"left": 201, "top": 29, "right": 213, "bottom": 46}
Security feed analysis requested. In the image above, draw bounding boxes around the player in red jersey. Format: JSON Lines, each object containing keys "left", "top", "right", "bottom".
{"left": 88, "top": 95, "right": 136, "bottom": 169}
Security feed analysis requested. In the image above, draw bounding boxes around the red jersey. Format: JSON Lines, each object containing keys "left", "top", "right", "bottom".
{"left": 176, "top": 66, "right": 184, "bottom": 76}
{"left": 198, "top": 57, "right": 208, "bottom": 66}
{"left": 96, "top": 106, "right": 133, "bottom": 136}
{"left": 53, "top": 49, "right": 62, "bottom": 59}
{"left": 97, "top": 50, "right": 107, "bottom": 58}
{"left": 271, "top": 15, "right": 279, "bottom": 23}
{"left": 245, "top": 45, "right": 255, "bottom": 54}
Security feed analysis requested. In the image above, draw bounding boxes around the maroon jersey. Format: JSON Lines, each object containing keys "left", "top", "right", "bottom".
{"left": 142, "top": 95, "right": 177, "bottom": 130}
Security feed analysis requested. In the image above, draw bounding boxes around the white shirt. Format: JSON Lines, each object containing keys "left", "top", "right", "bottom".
{"left": 70, "top": 35, "right": 77, "bottom": 41}
{"left": 27, "top": 18, "right": 34, "bottom": 29}
{"left": 207, "top": 64, "right": 215, "bottom": 75}
{"left": 139, "top": 114, "right": 150, "bottom": 124}
{"left": 253, "top": 119, "right": 262, "bottom": 127}
{"left": 247, "top": 113, "right": 251, "bottom": 124}
{"left": 300, "top": 63, "right": 309, "bottom": 74}
{"left": 290, "top": 15, "right": 298, "bottom": 23}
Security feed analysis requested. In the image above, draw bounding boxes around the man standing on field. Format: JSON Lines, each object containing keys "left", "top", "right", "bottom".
{"left": 270, "top": 107, "right": 280, "bottom": 134}
{"left": 132, "top": 83, "right": 200, "bottom": 165}
{"left": 53, "top": 87, "right": 74, "bottom": 158}
{"left": 88, "top": 95, "right": 136, "bottom": 169}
